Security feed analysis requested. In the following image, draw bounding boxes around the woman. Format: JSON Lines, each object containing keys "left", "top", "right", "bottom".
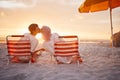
{"left": 40, "top": 26, "right": 80, "bottom": 64}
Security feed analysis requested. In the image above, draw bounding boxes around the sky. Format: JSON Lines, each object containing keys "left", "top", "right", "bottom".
{"left": 0, "top": 0, "right": 120, "bottom": 40}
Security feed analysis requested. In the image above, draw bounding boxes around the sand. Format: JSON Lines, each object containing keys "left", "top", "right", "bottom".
{"left": 0, "top": 42, "right": 120, "bottom": 80}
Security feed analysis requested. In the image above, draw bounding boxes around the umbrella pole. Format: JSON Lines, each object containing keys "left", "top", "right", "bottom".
{"left": 109, "top": 8, "right": 114, "bottom": 56}
{"left": 109, "top": 6, "right": 113, "bottom": 47}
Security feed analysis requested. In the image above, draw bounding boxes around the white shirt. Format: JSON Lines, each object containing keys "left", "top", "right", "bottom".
{"left": 42, "top": 33, "right": 59, "bottom": 54}
{"left": 24, "top": 33, "right": 38, "bottom": 52}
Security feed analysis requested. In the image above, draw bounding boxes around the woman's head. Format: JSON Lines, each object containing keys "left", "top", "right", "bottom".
{"left": 28, "top": 23, "right": 40, "bottom": 36}
{"left": 41, "top": 26, "right": 51, "bottom": 41}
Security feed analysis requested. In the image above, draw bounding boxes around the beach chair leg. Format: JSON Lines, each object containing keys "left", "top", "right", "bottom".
{"left": 50, "top": 55, "right": 52, "bottom": 61}
{"left": 6, "top": 55, "right": 10, "bottom": 65}
{"left": 7, "top": 58, "right": 9, "bottom": 65}
{"left": 29, "top": 60, "right": 31, "bottom": 65}
{"left": 53, "top": 56, "right": 58, "bottom": 64}
{"left": 29, "top": 55, "right": 32, "bottom": 64}
{"left": 77, "top": 60, "right": 80, "bottom": 67}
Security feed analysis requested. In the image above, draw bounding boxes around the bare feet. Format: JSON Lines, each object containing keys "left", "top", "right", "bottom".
{"left": 78, "top": 58, "right": 83, "bottom": 63}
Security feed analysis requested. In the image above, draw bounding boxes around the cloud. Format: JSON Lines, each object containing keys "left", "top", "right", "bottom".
{"left": 50, "top": 0, "right": 84, "bottom": 6}
{"left": 66, "top": 0, "right": 84, "bottom": 5}
{"left": 0, "top": 0, "right": 37, "bottom": 8}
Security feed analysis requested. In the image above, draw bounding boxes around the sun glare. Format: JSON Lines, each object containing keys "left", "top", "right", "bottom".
{"left": 36, "top": 33, "right": 44, "bottom": 43}
{"left": 36, "top": 33, "right": 42, "bottom": 39}
{"left": 0, "top": 11, "right": 5, "bottom": 17}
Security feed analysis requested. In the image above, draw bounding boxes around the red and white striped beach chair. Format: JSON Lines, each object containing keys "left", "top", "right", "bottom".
{"left": 6, "top": 35, "right": 32, "bottom": 64}
{"left": 54, "top": 35, "right": 83, "bottom": 64}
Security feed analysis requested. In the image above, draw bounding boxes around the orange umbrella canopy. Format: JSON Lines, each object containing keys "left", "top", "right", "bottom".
{"left": 79, "top": 0, "right": 120, "bottom": 12}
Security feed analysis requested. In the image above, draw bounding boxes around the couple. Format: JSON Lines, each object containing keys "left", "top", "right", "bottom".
{"left": 24, "top": 23, "right": 59, "bottom": 63}
{"left": 23, "top": 23, "right": 82, "bottom": 63}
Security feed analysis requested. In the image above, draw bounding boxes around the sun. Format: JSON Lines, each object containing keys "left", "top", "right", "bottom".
{"left": 36, "top": 33, "right": 44, "bottom": 43}
{"left": 0, "top": 11, "right": 5, "bottom": 17}
{"left": 36, "top": 33, "right": 42, "bottom": 39}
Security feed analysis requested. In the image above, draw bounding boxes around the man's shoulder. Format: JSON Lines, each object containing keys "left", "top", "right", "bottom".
{"left": 24, "top": 33, "right": 34, "bottom": 38}
{"left": 24, "top": 33, "right": 35, "bottom": 39}
{"left": 24, "top": 33, "right": 30, "bottom": 36}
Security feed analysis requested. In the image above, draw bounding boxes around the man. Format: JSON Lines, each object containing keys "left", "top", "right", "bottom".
{"left": 24, "top": 23, "right": 40, "bottom": 52}
{"left": 24, "top": 23, "right": 45, "bottom": 62}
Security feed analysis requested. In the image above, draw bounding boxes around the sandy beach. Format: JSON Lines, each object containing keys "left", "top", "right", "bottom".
{"left": 0, "top": 42, "right": 120, "bottom": 80}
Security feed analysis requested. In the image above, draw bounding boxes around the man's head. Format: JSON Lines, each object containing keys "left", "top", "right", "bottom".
{"left": 28, "top": 23, "right": 40, "bottom": 36}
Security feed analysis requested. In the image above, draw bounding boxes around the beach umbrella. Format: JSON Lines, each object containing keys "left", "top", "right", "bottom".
{"left": 78, "top": 0, "right": 120, "bottom": 46}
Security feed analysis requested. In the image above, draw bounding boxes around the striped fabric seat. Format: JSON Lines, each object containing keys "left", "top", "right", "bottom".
{"left": 54, "top": 35, "right": 82, "bottom": 64}
{"left": 6, "top": 35, "right": 31, "bottom": 64}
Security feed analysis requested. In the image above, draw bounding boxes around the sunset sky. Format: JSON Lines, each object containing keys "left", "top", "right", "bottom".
{"left": 0, "top": 0, "right": 120, "bottom": 40}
